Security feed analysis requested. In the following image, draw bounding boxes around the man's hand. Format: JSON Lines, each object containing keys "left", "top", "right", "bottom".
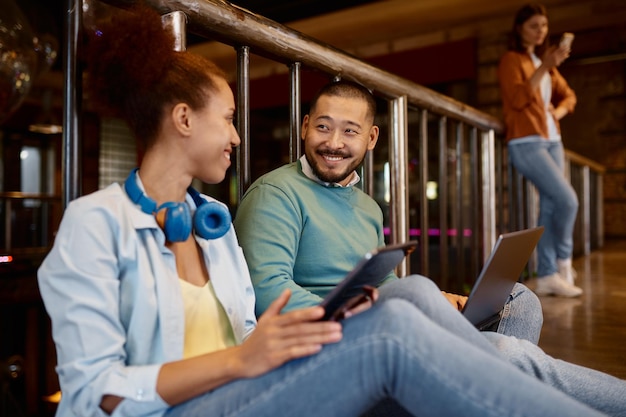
{"left": 335, "top": 286, "right": 379, "bottom": 320}
{"left": 236, "top": 289, "right": 343, "bottom": 378}
{"left": 441, "top": 291, "right": 468, "bottom": 311}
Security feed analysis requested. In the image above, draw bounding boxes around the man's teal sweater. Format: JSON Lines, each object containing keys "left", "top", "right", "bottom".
{"left": 234, "top": 161, "right": 395, "bottom": 316}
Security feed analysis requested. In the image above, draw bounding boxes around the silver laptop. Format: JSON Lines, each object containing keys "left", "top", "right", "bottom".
{"left": 461, "top": 227, "right": 544, "bottom": 329}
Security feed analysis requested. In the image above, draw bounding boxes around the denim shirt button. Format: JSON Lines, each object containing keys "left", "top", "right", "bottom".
{"left": 136, "top": 389, "right": 144, "bottom": 400}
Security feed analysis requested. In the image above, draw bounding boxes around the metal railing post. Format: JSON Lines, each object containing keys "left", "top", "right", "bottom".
{"left": 389, "top": 96, "right": 410, "bottom": 276}
{"left": 481, "top": 130, "right": 497, "bottom": 261}
{"left": 236, "top": 46, "right": 251, "bottom": 202}
{"left": 289, "top": 62, "right": 302, "bottom": 162}
{"left": 62, "top": 0, "right": 82, "bottom": 208}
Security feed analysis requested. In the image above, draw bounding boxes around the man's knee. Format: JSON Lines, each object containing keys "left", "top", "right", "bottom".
{"left": 513, "top": 283, "right": 544, "bottom": 326}
{"left": 379, "top": 275, "right": 442, "bottom": 303}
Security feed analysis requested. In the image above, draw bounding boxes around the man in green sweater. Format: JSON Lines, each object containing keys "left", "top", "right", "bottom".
{"left": 232, "top": 81, "right": 626, "bottom": 416}
{"left": 233, "top": 80, "right": 541, "bottom": 342}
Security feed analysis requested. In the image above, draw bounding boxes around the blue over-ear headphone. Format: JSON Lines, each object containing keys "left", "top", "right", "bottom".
{"left": 124, "top": 168, "right": 231, "bottom": 241}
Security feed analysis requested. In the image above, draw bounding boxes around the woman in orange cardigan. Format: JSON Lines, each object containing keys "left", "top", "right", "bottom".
{"left": 498, "top": 3, "right": 582, "bottom": 297}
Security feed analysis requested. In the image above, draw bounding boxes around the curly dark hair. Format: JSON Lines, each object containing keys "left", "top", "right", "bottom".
{"left": 84, "top": 4, "right": 226, "bottom": 148}
{"left": 508, "top": 3, "right": 550, "bottom": 56}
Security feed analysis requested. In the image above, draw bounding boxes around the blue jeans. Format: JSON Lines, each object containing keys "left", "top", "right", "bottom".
{"left": 364, "top": 280, "right": 542, "bottom": 417}
{"left": 497, "top": 282, "right": 543, "bottom": 343}
{"left": 376, "top": 276, "right": 626, "bottom": 416}
{"left": 165, "top": 283, "right": 609, "bottom": 417}
{"left": 508, "top": 139, "right": 579, "bottom": 276}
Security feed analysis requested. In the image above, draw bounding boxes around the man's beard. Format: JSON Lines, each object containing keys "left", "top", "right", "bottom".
{"left": 305, "top": 149, "right": 365, "bottom": 184}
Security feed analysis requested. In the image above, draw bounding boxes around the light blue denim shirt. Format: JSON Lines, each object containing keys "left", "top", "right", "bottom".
{"left": 38, "top": 182, "right": 257, "bottom": 417}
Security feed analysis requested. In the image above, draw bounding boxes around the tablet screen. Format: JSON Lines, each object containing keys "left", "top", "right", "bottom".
{"left": 319, "top": 241, "right": 417, "bottom": 320}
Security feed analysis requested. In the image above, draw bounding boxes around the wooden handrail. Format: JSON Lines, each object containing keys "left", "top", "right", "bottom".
{"left": 565, "top": 150, "right": 606, "bottom": 173}
{"left": 102, "top": 0, "right": 504, "bottom": 132}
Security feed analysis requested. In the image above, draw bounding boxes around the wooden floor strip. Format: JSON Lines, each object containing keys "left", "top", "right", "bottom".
{"left": 531, "top": 238, "right": 626, "bottom": 379}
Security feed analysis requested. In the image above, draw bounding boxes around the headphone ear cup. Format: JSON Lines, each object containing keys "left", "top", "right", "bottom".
{"left": 162, "top": 202, "right": 192, "bottom": 242}
{"left": 193, "top": 201, "right": 232, "bottom": 240}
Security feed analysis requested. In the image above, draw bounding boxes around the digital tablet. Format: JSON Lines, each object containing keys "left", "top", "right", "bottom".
{"left": 319, "top": 241, "right": 418, "bottom": 321}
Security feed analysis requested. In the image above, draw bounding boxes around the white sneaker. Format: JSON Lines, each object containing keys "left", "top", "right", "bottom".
{"left": 535, "top": 273, "right": 583, "bottom": 297}
{"left": 557, "top": 258, "right": 578, "bottom": 284}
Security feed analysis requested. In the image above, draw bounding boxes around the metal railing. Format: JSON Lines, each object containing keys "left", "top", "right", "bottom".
{"left": 64, "top": 0, "right": 606, "bottom": 292}
{"left": 90, "top": 0, "right": 502, "bottom": 289}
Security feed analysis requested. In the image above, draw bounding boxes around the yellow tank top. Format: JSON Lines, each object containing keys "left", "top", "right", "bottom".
{"left": 179, "top": 279, "right": 236, "bottom": 358}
